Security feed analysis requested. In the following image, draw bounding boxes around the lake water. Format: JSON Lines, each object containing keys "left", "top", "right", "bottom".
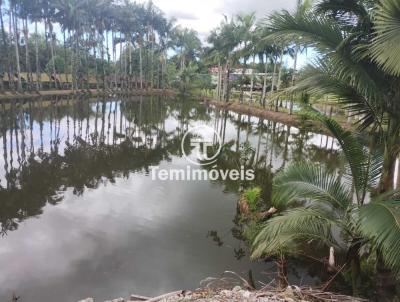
{"left": 0, "top": 96, "right": 341, "bottom": 302}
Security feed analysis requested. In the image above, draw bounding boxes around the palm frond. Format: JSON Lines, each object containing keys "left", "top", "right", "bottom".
{"left": 289, "top": 61, "right": 384, "bottom": 131}
{"left": 367, "top": 151, "right": 384, "bottom": 189}
{"left": 370, "top": 0, "right": 400, "bottom": 76}
{"left": 315, "top": 0, "right": 372, "bottom": 28}
{"left": 317, "top": 115, "right": 369, "bottom": 204}
{"left": 272, "top": 163, "right": 352, "bottom": 210}
{"left": 264, "top": 10, "right": 345, "bottom": 51}
{"left": 359, "top": 200, "right": 400, "bottom": 275}
{"left": 251, "top": 205, "right": 341, "bottom": 259}
{"left": 264, "top": 10, "right": 387, "bottom": 104}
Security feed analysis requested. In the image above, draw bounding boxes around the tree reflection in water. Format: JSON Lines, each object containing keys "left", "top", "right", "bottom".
{"left": 0, "top": 96, "right": 342, "bottom": 244}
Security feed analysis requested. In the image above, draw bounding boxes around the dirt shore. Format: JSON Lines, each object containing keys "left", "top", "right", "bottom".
{"left": 201, "top": 97, "right": 353, "bottom": 135}
{"left": 78, "top": 286, "right": 368, "bottom": 302}
{"left": 202, "top": 97, "right": 300, "bottom": 127}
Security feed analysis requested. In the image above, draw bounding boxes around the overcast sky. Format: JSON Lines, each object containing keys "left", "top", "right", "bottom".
{"left": 135, "top": 0, "right": 311, "bottom": 67}
{"left": 137, "top": 0, "right": 297, "bottom": 41}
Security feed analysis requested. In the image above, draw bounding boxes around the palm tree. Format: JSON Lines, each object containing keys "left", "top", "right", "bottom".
{"left": 0, "top": 0, "right": 13, "bottom": 90}
{"left": 206, "top": 29, "right": 225, "bottom": 100}
{"left": 263, "top": 0, "right": 400, "bottom": 193}
{"left": 174, "top": 26, "right": 201, "bottom": 74}
{"left": 10, "top": 0, "right": 22, "bottom": 91}
{"left": 235, "top": 13, "right": 256, "bottom": 102}
{"left": 252, "top": 113, "right": 400, "bottom": 295}
{"left": 212, "top": 17, "right": 239, "bottom": 102}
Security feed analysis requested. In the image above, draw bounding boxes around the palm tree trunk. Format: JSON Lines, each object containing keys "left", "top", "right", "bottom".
{"left": 277, "top": 254, "right": 288, "bottom": 289}
{"left": 119, "top": 32, "right": 123, "bottom": 89}
{"left": 128, "top": 37, "right": 132, "bottom": 89}
{"left": 101, "top": 31, "right": 106, "bottom": 90}
{"left": 112, "top": 30, "right": 117, "bottom": 90}
{"left": 23, "top": 18, "right": 32, "bottom": 91}
{"left": 224, "top": 60, "right": 231, "bottom": 102}
{"left": 0, "top": 0, "right": 12, "bottom": 91}
{"left": 63, "top": 30, "right": 69, "bottom": 87}
{"left": 378, "top": 117, "right": 400, "bottom": 192}
{"left": 139, "top": 41, "right": 143, "bottom": 89}
{"left": 105, "top": 30, "right": 110, "bottom": 88}
{"left": 12, "top": 7, "right": 22, "bottom": 92}
{"left": 269, "top": 59, "right": 277, "bottom": 110}
{"left": 250, "top": 55, "right": 255, "bottom": 101}
{"left": 94, "top": 40, "right": 99, "bottom": 90}
{"left": 240, "top": 43, "right": 247, "bottom": 103}
{"left": 348, "top": 241, "right": 362, "bottom": 296}
{"left": 218, "top": 63, "right": 223, "bottom": 100}
{"left": 289, "top": 45, "right": 299, "bottom": 115}
{"left": 48, "top": 21, "right": 57, "bottom": 89}
{"left": 262, "top": 53, "right": 269, "bottom": 108}
{"left": 275, "top": 49, "right": 284, "bottom": 112}
{"left": 35, "top": 22, "right": 41, "bottom": 90}
{"left": 7, "top": 13, "right": 14, "bottom": 91}
{"left": 150, "top": 28, "right": 154, "bottom": 88}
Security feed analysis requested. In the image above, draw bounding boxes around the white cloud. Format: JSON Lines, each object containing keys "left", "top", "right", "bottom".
{"left": 140, "top": 0, "right": 297, "bottom": 39}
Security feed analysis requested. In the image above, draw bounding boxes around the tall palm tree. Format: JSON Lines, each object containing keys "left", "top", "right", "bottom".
{"left": 235, "top": 13, "right": 256, "bottom": 102}
{"left": 0, "top": 0, "right": 12, "bottom": 90}
{"left": 10, "top": 0, "right": 22, "bottom": 91}
{"left": 252, "top": 113, "right": 400, "bottom": 295}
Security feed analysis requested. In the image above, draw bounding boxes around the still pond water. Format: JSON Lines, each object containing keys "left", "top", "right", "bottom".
{"left": 0, "top": 96, "right": 341, "bottom": 302}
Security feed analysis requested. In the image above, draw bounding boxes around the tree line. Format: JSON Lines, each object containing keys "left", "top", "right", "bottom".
{"left": 0, "top": 0, "right": 203, "bottom": 92}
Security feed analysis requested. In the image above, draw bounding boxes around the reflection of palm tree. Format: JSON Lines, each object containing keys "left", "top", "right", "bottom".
{"left": 0, "top": 97, "right": 188, "bottom": 235}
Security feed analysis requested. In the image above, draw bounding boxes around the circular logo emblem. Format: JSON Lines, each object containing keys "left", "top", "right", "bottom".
{"left": 181, "top": 125, "right": 222, "bottom": 166}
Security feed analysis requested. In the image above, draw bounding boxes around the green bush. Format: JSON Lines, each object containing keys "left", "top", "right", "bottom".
{"left": 244, "top": 186, "right": 261, "bottom": 212}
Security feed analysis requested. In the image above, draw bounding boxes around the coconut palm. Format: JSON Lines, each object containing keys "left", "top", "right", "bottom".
{"left": 251, "top": 113, "right": 400, "bottom": 295}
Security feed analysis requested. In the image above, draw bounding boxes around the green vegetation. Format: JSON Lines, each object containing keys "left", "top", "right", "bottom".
{"left": 1, "top": 0, "right": 400, "bottom": 299}
{"left": 204, "top": 0, "right": 400, "bottom": 298}
{"left": 243, "top": 187, "right": 262, "bottom": 212}
{"left": 0, "top": 0, "right": 206, "bottom": 92}
{"left": 252, "top": 114, "right": 400, "bottom": 295}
